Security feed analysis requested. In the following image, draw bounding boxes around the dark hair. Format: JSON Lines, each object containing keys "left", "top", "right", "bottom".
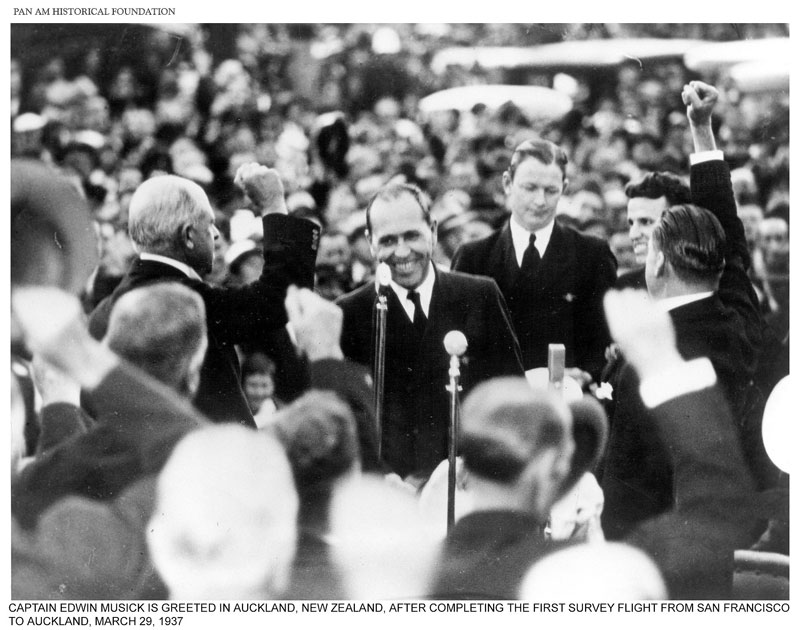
{"left": 459, "top": 378, "right": 569, "bottom": 483}
{"left": 507, "top": 139, "right": 569, "bottom": 182}
{"left": 625, "top": 172, "right": 691, "bottom": 206}
{"left": 365, "top": 182, "right": 431, "bottom": 233}
{"left": 651, "top": 204, "right": 726, "bottom": 283}
{"left": 272, "top": 391, "right": 359, "bottom": 524}
{"left": 241, "top": 352, "right": 276, "bottom": 381}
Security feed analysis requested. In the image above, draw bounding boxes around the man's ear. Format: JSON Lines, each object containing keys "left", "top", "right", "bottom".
{"left": 182, "top": 224, "right": 195, "bottom": 250}
{"left": 502, "top": 171, "right": 512, "bottom": 195}
{"left": 653, "top": 249, "right": 667, "bottom": 277}
{"left": 562, "top": 177, "right": 570, "bottom": 194}
{"left": 519, "top": 447, "right": 569, "bottom": 518}
{"left": 430, "top": 219, "right": 438, "bottom": 249}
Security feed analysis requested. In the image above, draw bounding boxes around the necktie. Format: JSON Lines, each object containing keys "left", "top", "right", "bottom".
{"left": 520, "top": 233, "right": 541, "bottom": 276}
{"left": 407, "top": 290, "right": 427, "bottom": 337}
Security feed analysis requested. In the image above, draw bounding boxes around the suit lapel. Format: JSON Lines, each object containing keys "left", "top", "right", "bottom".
{"left": 536, "top": 222, "right": 574, "bottom": 292}
{"left": 489, "top": 223, "right": 521, "bottom": 293}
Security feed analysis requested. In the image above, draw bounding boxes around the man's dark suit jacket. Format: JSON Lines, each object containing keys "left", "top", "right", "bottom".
{"left": 88, "top": 214, "right": 319, "bottom": 427}
{"left": 601, "top": 159, "right": 764, "bottom": 540}
{"left": 12, "top": 357, "right": 376, "bottom": 531}
{"left": 429, "top": 510, "right": 563, "bottom": 599}
{"left": 12, "top": 364, "right": 208, "bottom": 530}
{"left": 627, "top": 385, "right": 757, "bottom": 599}
{"left": 615, "top": 266, "right": 646, "bottom": 290}
{"left": 430, "top": 385, "right": 756, "bottom": 600}
{"left": 337, "top": 269, "right": 524, "bottom": 478}
{"left": 451, "top": 219, "right": 617, "bottom": 378}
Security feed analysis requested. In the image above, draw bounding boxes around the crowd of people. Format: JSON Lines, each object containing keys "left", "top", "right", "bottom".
{"left": 10, "top": 23, "right": 790, "bottom": 601}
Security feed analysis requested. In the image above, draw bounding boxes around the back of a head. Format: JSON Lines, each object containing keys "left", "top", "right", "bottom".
{"left": 147, "top": 425, "right": 298, "bottom": 599}
{"left": 520, "top": 542, "right": 667, "bottom": 600}
{"left": 127, "top": 175, "right": 207, "bottom": 255}
{"left": 625, "top": 171, "right": 690, "bottom": 206}
{"left": 652, "top": 203, "right": 726, "bottom": 286}
{"left": 329, "top": 474, "right": 440, "bottom": 599}
{"left": 104, "top": 282, "right": 207, "bottom": 393}
{"left": 272, "top": 391, "right": 360, "bottom": 515}
{"left": 460, "top": 377, "right": 572, "bottom": 484}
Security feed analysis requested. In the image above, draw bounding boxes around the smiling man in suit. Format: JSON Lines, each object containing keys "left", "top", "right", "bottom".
{"left": 337, "top": 183, "right": 524, "bottom": 480}
{"left": 452, "top": 139, "right": 617, "bottom": 384}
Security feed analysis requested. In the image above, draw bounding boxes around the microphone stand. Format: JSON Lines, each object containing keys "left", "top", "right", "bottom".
{"left": 373, "top": 292, "right": 388, "bottom": 461}
{"left": 372, "top": 263, "right": 392, "bottom": 461}
{"left": 443, "top": 331, "right": 467, "bottom": 533}
{"left": 446, "top": 353, "right": 462, "bottom": 532}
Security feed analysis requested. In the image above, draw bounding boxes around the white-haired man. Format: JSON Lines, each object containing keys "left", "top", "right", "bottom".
{"left": 89, "top": 164, "right": 319, "bottom": 427}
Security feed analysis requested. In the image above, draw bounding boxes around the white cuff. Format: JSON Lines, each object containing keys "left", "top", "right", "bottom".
{"left": 690, "top": 150, "right": 724, "bottom": 165}
{"left": 639, "top": 357, "right": 717, "bottom": 408}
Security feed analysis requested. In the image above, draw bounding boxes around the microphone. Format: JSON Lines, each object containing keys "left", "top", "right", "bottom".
{"left": 443, "top": 329, "right": 468, "bottom": 533}
{"left": 375, "top": 262, "right": 392, "bottom": 296}
{"left": 444, "top": 330, "right": 468, "bottom": 358}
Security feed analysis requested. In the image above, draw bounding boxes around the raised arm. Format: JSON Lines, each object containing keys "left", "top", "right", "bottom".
{"left": 604, "top": 289, "right": 757, "bottom": 598}
{"left": 199, "top": 163, "right": 320, "bottom": 344}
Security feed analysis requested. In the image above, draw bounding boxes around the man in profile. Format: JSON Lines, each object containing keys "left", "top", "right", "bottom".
{"left": 89, "top": 163, "right": 319, "bottom": 427}
{"left": 602, "top": 81, "right": 764, "bottom": 540}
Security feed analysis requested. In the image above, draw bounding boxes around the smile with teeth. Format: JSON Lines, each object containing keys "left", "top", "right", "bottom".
{"left": 393, "top": 259, "right": 419, "bottom": 273}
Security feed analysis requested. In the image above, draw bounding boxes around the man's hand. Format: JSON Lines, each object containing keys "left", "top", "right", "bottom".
{"left": 682, "top": 80, "right": 719, "bottom": 152}
{"left": 603, "top": 289, "right": 683, "bottom": 382}
{"left": 31, "top": 355, "right": 81, "bottom": 407}
{"left": 284, "top": 286, "right": 344, "bottom": 361}
{"left": 11, "top": 286, "right": 118, "bottom": 389}
{"left": 682, "top": 80, "right": 719, "bottom": 126}
{"left": 233, "top": 162, "right": 287, "bottom": 216}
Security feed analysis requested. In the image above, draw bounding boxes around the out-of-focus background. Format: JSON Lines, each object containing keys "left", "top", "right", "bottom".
{"left": 10, "top": 23, "right": 789, "bottom": 307}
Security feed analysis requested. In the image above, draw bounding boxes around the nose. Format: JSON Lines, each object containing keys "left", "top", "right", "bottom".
{"left": 531, "top": 188, "right": 546, "bottom": 207}
{"left": 394, "top": 237, "right": 411, "bottom": 257}
{"left": 212, "top": 224, "right": 220, "bottom": 240}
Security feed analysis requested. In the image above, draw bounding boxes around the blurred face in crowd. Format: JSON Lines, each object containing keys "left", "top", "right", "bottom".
{"left": 368, "top": 191, "right": 436, "bottom": 290}
{"left": 627, "top": 196, "right": 668, "bottom": 265}
{"left": 758, "top": 217, "right": 789, "bottom": 269}
{"left": 318, "top": 233, "right": 351, "bottom": 269}
{"left": 504, "top": 157, "right": 566, "bottom": 233}
{"left": 738, "top": 203, "right": 764, "bottom": 250}
{"left": 609, "top": 231, "right": 637, "bottom": 273}
{"left": 244, "top": 372, "right": 275, "bottom": 414}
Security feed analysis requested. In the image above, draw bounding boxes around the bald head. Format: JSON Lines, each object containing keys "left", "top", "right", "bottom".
{"left": 520, "top": 542, "right": 667, "bottom": 600}
{"left": 128, "top": 175, "right": 217, "bottom": 275}
{"left": 147, "top": 425, "right": 298, "bottom": 599}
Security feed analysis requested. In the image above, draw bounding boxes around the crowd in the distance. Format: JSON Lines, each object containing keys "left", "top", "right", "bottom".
{"left": 10, "top": 23, "right": 789, "bottom": 601}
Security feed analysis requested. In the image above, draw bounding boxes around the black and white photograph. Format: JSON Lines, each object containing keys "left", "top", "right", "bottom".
{"left": 5, "top": 8, "right": 795, "bottom": 628}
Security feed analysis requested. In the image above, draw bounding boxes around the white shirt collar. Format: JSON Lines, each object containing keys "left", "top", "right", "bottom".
{"left": 657, "top": 291, "right": 714, "bottom": 312}
{"left": 509, "top": 215, "right": 554, "bottom": 267}
{"left": 390, "top": 262, "right": 436, "bottom": 321}
{"left": 139, "top": 253, "right": 203, "bottom": 281}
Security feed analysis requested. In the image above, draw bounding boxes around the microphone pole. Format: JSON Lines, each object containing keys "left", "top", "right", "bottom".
{"left": 444, "top": 330, "right": 468, "bottom": 533}
{"left": 372, "top": 263, "right": 392, "bottom": 461}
